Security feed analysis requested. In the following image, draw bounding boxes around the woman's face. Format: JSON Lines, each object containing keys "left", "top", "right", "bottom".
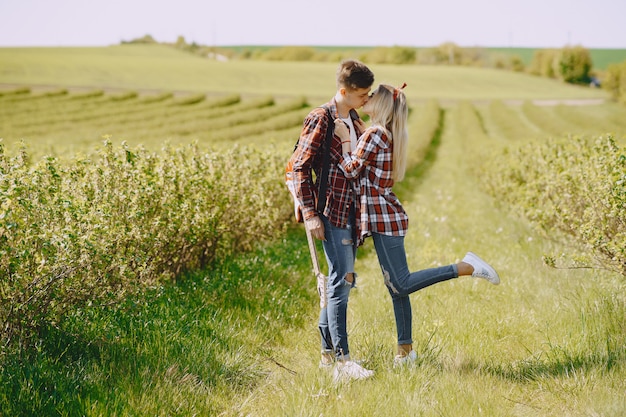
{"left": 362, "top": 86, "right": 391, "bottom": 116}
{"left": 362, "top": 87, "right": 380, "bottom": 116}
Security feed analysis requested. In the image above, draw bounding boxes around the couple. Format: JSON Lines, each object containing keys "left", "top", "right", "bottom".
{"left": 289, "top": 60, "right": 500, "bottom": 382}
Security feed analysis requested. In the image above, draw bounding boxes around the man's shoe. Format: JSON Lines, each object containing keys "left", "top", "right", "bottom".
{"left": 393, "top": 350, "right": 417, "bottom": 367}
{"left": 332, "top": 360, "right": 374, "bottom": 383}
{"left": 463, "top": 252, "right": 500, "bottom": 285}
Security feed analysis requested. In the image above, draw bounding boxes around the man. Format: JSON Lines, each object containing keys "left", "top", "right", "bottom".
{"left": 290, "top": 59, "right": 374, "bottom": 382}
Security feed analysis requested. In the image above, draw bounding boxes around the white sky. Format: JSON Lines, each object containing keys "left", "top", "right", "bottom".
{"left": 1, "top": 0, "right": 625, "bottom": 48}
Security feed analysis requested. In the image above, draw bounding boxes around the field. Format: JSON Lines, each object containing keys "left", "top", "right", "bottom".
{"left": 0, "top": 45, "right": 617, "bottom": 159}
{"left": 0, "top": 46, "right": 625, "bottom": 416}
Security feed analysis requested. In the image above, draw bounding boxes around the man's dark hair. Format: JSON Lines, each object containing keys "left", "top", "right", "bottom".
{"left": 336, "top": 60, "right": 375, "bottom": 90}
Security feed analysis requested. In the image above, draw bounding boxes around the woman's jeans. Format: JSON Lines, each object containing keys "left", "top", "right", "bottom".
{"left": 372, "top": 232, "right": 458, "bottom": 345}
{"left": 318, "top": 215, "right": 357, "bottom": 360}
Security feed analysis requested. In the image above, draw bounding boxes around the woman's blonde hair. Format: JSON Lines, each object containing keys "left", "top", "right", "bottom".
{"left": 368, "top": 84, "right": 408, "bottom": 182}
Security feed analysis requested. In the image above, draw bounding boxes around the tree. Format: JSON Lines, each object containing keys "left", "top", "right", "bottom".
{"left": 388, "top": 46, "right": 417, "bottom": 65}
{"left": 361, "top": 46, "right": 416, "bottom": 65}
{"left": 603, "top": 61, "right": 626, "bottom": 104}
{"left": 528, "top": 49, "right": 558, "bottom": 78}
{"left": 175, "top": 36, "right": 188, "bottom": 49}
{"left": 556, "top": 45, "right": 592, "bottom": 84}
{"left": 122, "top": 34, "right": 157, "bottom": 44}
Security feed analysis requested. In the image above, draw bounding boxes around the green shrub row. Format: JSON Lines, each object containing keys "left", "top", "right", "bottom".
{"left": 481, "top": 135, "right": 626, "bottom": 275}
{"left": 0, "top": 140, "right": 293, "bottom": 347}
{"left": 521, "top": 101, "right": 575, "bottom": 137}
{"left": 0, "top": 92, "right": 295, "bottom": 159}
{"left": 486, "top": 100, "right": 533, "bottom": 141}
{"left": 405, "top": 100, "right": 442, "bottom": 169}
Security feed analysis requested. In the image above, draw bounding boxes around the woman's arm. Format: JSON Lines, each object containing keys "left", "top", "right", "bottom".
{"left": 335, "top": 125, "right": 384, "bottom": 180}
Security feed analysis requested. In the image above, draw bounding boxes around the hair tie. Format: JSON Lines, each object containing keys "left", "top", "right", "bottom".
{"left": 393, "top": 82, "right": 407, "bottom": 101}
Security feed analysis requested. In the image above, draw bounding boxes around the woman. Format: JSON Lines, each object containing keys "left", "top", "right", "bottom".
{"left": 334, "top": 83, "right": 500, "bottom": 365}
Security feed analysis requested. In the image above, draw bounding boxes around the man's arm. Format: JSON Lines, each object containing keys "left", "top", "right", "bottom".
{"left": 292, "top": 110, "right": 327, "bottom": 219}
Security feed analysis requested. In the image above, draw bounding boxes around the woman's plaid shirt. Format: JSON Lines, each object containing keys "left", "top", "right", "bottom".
{"left": 291, "top": 100, "right": 364, "bottom": 229}
{"left": 339, "top": 126, "right": 409, "bottom": 242}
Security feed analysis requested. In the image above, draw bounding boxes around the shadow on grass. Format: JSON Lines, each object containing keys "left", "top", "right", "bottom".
{"left": 484, "top": 349, "right": 624, "bottom": 383}
{"left": 418, "top": 344, "right": 624, "bottom": 384}
{"left": 413, "top": 325, "right": 624, "bottom": 384}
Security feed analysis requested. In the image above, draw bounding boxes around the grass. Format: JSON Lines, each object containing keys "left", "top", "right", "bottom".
{"left": 0, "top": 45, "right": 611, "bottom": 102}
{"left": 0, "top": 47, "right": 625, "bottom": 415}
{"left": 588, "top": 48, "right": 626, "bottom": 70}
{"left": 233, "top": 105, "right": 626, "bottom": 416}
{"left": 0, "top": 228, "right": 317, "bottom": 416}
{"left": 487, "top": 47, "right": 626, "bottom": 71}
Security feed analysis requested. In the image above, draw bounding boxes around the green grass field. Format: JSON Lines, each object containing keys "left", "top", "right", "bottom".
{"left": 0, "top": 45, "right": 612, "bottom": 100}
{"left": 486, "top": 47, "right": 626, "bottom": 70}
{"left": 0, "top": 46, "right": 625, "bottom": 416}
{"left": 0, "top": 44, "right": 620, "bottom": 159}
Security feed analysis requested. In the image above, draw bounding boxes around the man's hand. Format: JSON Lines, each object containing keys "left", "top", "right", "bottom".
{"left": 305, "top": 216, "right": 325, "bottom": 240}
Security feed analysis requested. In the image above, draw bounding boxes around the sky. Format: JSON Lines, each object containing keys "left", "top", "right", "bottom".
{"left": 1, "top": 0, "right": 625, "bottom": 49}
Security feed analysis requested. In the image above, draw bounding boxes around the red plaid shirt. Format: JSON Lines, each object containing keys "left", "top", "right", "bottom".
{"left": 290, "top": 99, "right": 364, "bottom": 229}
{"left": 339, "top": 126, "right": 409, "bottom": 243}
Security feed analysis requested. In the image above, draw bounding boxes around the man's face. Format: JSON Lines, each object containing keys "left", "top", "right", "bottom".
{"left": 343, "top": 87, "right": 371, "bottom": 109}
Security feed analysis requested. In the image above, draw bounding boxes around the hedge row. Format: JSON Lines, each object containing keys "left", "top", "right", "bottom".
{"left": 0, "top": 140, "right": 292, "bottom": 346}
{"left": 481, "top": 135, "right": 626, "bottom": 275}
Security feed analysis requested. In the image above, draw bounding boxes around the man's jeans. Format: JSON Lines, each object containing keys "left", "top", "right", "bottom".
{"left": 318, "top": 215, "right": 356, "bottom": 360}
{"left": 372, "top": 232, "right": 458, "bottom": 345}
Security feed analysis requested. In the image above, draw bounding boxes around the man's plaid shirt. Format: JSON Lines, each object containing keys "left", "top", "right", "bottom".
{"left": 291, "top": 99, "right": 365, "bottom": 229}
{"left": 339, "top": 126, "right": 409, "bottom": 243}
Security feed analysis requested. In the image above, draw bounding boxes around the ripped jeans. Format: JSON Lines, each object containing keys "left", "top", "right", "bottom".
{"left": 318, "top": 214, "right": 357, "bottom": 360}
{"left": 372, "top": 232, "right": 458, "bottom": 345}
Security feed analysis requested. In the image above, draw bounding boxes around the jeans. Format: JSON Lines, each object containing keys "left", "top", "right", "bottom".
{"left": 318, "top": 214, "right": 357, "bottom": 360}
{"left": 372, "top": 232, "right": 458, "bottom": 345}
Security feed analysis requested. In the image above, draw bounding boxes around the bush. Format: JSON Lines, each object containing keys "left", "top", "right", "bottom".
{"left": 528, "top": 46, "right": 593, "bottom": 84}
{"left": 262, "top": 46, "right": 316, "bottom": 62}
{"left": 361, "top": 46, "right": 416, "bottom": 65}
{"left": 556, "top": 45, "right": 593, "bottom": 84}
{"left": 416, "top": 43, "right": 487, "bottom": 66}
{"left": 418, "top": 42, "right": 462, "bottom": 65}
{"left": 481, "top": 135, "right": 626, "bottom": 275}
{"left": 528, "top": 49, "right": 559, "bottom": 78}
{"left": 603, "top": 60, "right": 626, "bottom": 104}
{"left": 0, "top": 141, "right": 292, "bottom": 347}
{"left": 122, "top": 34, "right": 157, "bottom": 44}
{"left": 493, "top": 54, "right": 526, "bottom": 72}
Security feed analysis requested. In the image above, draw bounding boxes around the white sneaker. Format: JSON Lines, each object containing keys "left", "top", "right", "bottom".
{"left": 332, "top": 360, "right": 374, "bottom": 383}
{"left": 393, "top": 350, "right": 417, "bottom": 367}
{"left": 463, "top": 252, "right": 500, "bottom": 285}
